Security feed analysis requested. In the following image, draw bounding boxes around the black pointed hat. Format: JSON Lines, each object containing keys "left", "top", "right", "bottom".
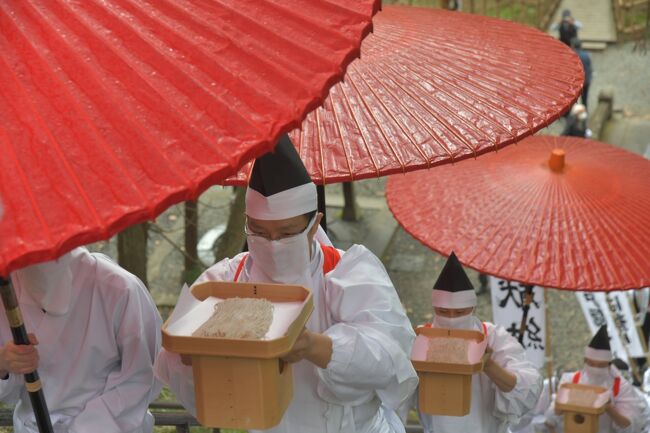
{"left": 584, "top": 325, "right": 612, "bottom": 361}
{"left": 431, "top": 252, "right": 477, "bottom": 308}
{"left": 588, "top": 325, "right": 610, "bottom": 351}
{"left": 245, "top": 135, "right": 316, "bottom": 220}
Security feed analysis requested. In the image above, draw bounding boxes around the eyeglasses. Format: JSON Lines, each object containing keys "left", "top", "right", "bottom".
{"left": 244, "top": 218, "right": 310, "bottom": 241}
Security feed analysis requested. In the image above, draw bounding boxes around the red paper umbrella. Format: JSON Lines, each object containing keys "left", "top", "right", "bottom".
{"left": 386, "top": 136, "right": 650, "bottom": 291}
{"left": 0, "top": 0, "right": 380, "bottom": 275}
{"left": 226, "top": 6, "right": 584, "bottom": 185}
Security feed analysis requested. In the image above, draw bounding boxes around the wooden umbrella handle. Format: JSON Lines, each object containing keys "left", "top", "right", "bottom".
{"left": 518, "top": 285, "right": 535, "bottom": 345}
{"left": 0, "top": 277, "right": 53, "bottom": 433}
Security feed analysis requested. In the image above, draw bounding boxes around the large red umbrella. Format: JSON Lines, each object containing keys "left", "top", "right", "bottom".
{"left": 227, "top": 6, "right": 584, "bottom": 185}
{"left": 0, "top": 2, "right": 378, "bottom": 431}
{"left": 0, "top": 0, "right": 379, "bottom": 275}
{"left": 386, "top": 135, "right": 650, "bottom": 291}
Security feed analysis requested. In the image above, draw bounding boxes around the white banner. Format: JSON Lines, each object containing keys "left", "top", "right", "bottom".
{"left": 576, "top": 292, "right": 644, "bottom": 362}
{"left": 490, "top": 277, "right": 546, "bottom": 368}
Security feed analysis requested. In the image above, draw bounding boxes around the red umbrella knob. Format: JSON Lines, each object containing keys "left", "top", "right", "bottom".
{"left": 548, "top": 149, "right": 566, "bottom": 172}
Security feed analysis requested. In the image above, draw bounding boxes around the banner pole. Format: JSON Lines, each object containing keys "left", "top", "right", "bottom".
{"left": 544, "top": 288, "right": 555, "bottom": 395}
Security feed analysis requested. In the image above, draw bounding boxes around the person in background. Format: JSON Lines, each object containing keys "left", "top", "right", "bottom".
{"left": 155, "top": 135, "right": 418, "bottom": 433}
{"left": 553, "top": 9, "right": 582, "bottom": 46}
{"left": 0, "top": 247, "right": 162, "bottom": 433}
{"left": 570, "top": 38, "right": 593, "bottom": 110}
{"left": 417, "top": 252, "right": 542, "bottom": 433}
{"left": 562, "top": 103, "right": 591, "bottom": 138}
{"left": 544, "top": 326, "right": 647, "bottom": 433}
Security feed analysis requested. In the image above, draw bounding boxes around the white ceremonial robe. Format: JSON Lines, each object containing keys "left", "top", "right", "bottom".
{"left": 155, "top": 242, "right": 418, "bottom": 433}
{"left": 418, "top": 322, "right": 543, "bottom": 433}
{"left": 545, "top": 368, "right": 647, "bottom": 433}
{"left": 0, "top": 249, "right": 162, "bottom": 433}
{"left": 633, "top": 387, "right": 650, "bottom": 433}
{"left": 508, "top": 378, "right": 556, "bottom": 433}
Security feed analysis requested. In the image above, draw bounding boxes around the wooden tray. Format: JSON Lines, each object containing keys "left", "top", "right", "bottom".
{"left": 556, "top": 383, "right": 608, "bottom": 415}
{"left": 162, "top": 281, "right": 313, "bottom": 358}
{"left": 412, "top": 325, "right": 487, "bottom": 416}
{"left": 160, "top": 281, "right": 313, "bottom": 429}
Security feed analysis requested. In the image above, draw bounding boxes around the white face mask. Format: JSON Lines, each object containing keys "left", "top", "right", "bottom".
{"left": 11, "top": 254, "right": 75, "bottom": 316}
{"left": 584, "top": 364, "right": 611, "bottom": 383}
{"left": 432, "top": 311, "right": 476, "bottom": 330}
{"left": 247, "top": 216, "right": 316, "bottom": 284}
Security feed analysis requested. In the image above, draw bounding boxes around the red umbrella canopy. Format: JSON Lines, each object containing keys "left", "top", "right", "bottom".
{"left": 226, "top": 6, "right": 584, "bottom": 185}
{"left": 0, "top": 0, "right": 380, "bottom": 275}
{"left": 386, "top": 136, "right": 650, "bottom": 291}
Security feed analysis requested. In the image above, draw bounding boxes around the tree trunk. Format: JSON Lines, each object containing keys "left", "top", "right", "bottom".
{"left": 183, "top": 200, "right": 201, "bottom": 284}
{"left": 342, "top": 182, "right": 359, "bottom": 222}
{"left": 118, "top": 222, "right": 148, "bottom": 287}
{"left": 212, "top": 187, "right": 247, "bottom": 264}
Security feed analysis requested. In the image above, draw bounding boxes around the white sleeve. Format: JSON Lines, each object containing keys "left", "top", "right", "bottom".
{"left": 488, "top": 324, "right": 543, "bottom": 421}
{"left": 611, "top": 379, "right": 646, "bottom": 433}
{"left": 153, "top": 257, "right": 239, "bottom": 415}
{"left": 0, "top": 373, "right": 23, "bottom": 404}
{"left": 68, "top": 279, "right": 162, "bottom": 433}
{"left": 316, "top": 245, "right": 418, "bottom": 409}
{"left": 0, "top": 329, "right": 24, "bottom": 404}
{"left": 154, "top": 349, "right": 196, "bottom": 416}
{"left": 510, "top": 378, "right": 554, "bottom": 432}
{"left": 544, "top": 373, "right": 574, "bottom": 429}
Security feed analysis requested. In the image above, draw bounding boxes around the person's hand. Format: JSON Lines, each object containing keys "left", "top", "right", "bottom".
{"left": 0, "top": 334, "right": 40, "bottom": 375}
{"left": 180, "top": 354, "right": 192, "bottom": 366}
{"left": 281, "top": 328, "right": 332, "bottom": 369}
{"left": 282, "top": 328, "right": 313, "bottom": 364}
{"left": 482, "top": 345, "right": 494, "bottom": 369}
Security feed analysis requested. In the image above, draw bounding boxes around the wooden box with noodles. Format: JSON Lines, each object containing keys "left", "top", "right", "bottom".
{"left": 411, "top": 326, "right": 488, "bottom": 416}
{"left": 555, "top": 383, "right": 609, "bottom": 433}
{"left": 161, "top": 281, "right": 313, "bottom": 430}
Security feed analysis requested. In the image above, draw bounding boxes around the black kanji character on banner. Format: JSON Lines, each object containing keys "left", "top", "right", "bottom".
{"left": 525, "top": 317, "right": 544, "bottom": 350}
{"left": 506, "top": 318, "right": 544, "bottom": 350}
{"left": 506, "top": 321, "right": 521, "bottom": 340}
{"left": 498, "top": 280, "right": 539, "bottom": 309}
{"left": 583, "top": 293, "right": 597, "bottom": 303}
{"left": 588, "top": 307, "right": 607, "bottom": 327}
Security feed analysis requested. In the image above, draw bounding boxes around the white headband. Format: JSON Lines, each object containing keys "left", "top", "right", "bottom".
{"left": 431, "top": 289, "right": 477, "bottom": 308}
{"left": 585, "top": 347, "right": 611, "bottom": 362}
{"left": 246, "top": 182, "right": 317, "bottom": 220}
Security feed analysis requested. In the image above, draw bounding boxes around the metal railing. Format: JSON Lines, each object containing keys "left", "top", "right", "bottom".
{"left": 0, "top": 403, "right": 427, "bottom": 432}
{"left": 0, "top": 403, "right": 217, "bottom": 433}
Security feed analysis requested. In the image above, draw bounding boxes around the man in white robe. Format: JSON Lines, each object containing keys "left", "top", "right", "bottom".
{"left": 0, "top": 247, "right": 162, "bottom": 433}
{"left": 155, "top": 135, "right": 418, "bottom": 433}
{"left": 418, "top": 252, "right": 542, "bottom": 433}
{"left": 544, "top": 325, "right": 647, "bottom": 433}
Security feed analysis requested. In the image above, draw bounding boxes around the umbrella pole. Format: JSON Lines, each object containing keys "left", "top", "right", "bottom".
{"left": 317, "top": 185, "right": 327, "bottom": 232}
{"left": 517, "top": 285, "right": 535, "bottom": 345}
{"left": 0, "top": 277, "right": 54, "bottom": 433}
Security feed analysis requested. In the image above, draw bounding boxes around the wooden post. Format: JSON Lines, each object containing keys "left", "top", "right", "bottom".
{"left": 0, "top": 277, "right": 53, "bottom": 433}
